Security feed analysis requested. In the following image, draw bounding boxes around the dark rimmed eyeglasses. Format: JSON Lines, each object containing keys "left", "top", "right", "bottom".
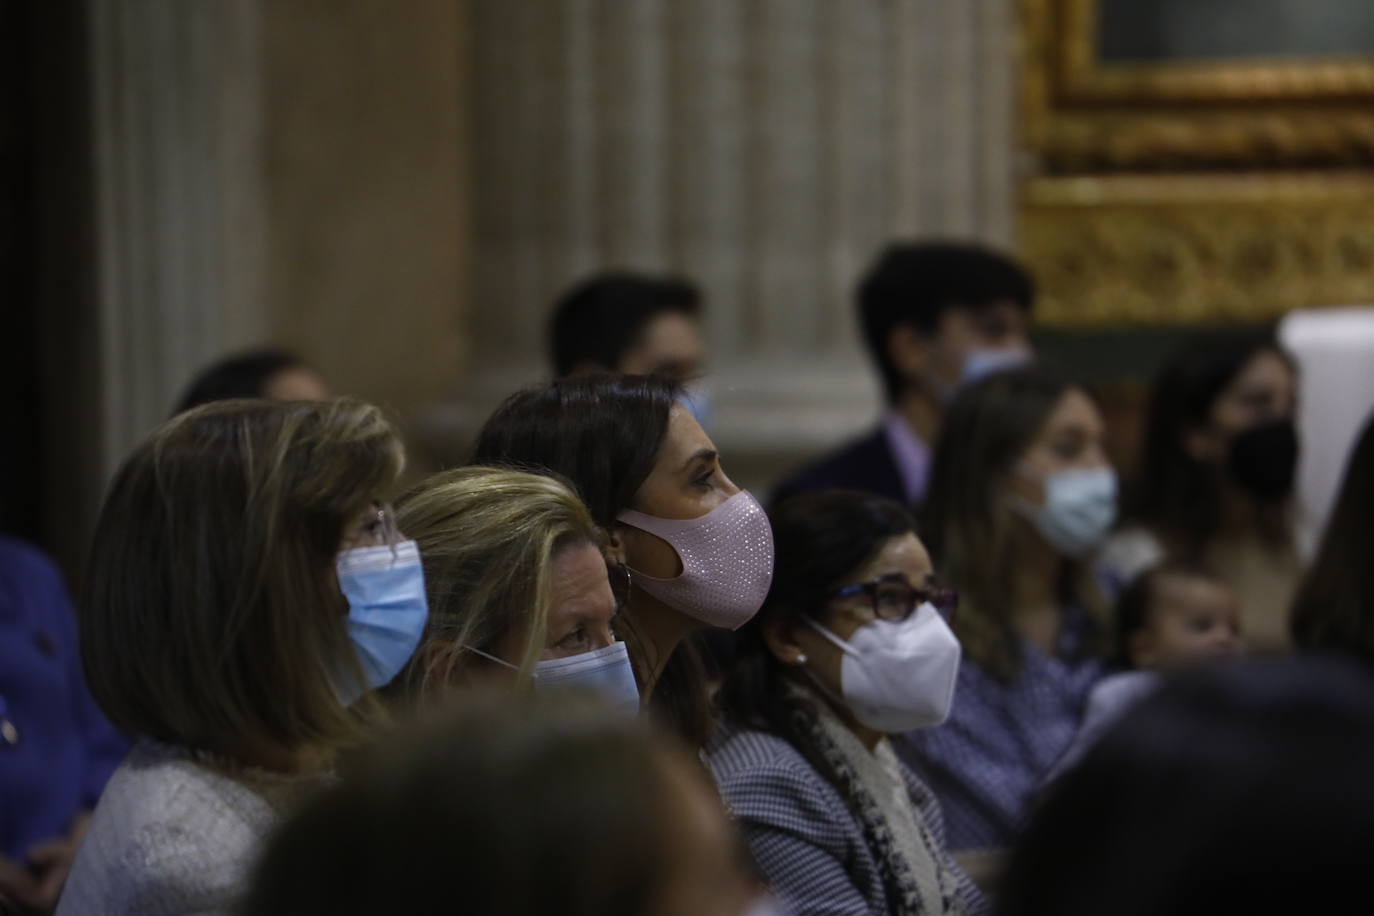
{"left": 828, "top": 573, "right": 958, "bottom": 623}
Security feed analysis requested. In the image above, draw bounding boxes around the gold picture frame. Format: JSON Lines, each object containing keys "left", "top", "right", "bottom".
{"left": 1022, "top": 171, "right": 1374, "bottom": 327}
{"left": 1056, "top": 0, "right": 1374, "bottom": 103}
{"left": 1021, "top": 0, "right": 1374, "bottom": 170}
{"left": 1018, "top": 1, "right": 1374, "bottom": 325}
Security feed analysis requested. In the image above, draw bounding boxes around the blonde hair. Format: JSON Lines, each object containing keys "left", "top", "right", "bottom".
{"left": 394, "top": 466, "right": 605, "bottom": 697}
{"left": 81, "top": 398, "right": 405, "bottom": 760}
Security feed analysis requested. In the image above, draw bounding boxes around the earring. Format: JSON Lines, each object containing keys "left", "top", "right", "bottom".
{"left": 796, "top": 653, "right": 808, "bottom": 665}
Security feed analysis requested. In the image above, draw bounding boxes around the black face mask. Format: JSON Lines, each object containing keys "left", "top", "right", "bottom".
{"left": 1226, "top": 418, "right": 1298, "bottom": 502}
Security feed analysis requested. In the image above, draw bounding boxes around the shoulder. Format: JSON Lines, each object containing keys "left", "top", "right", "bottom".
{"left": 1086, "top": 671, "right": 1158, "bottom": 715}
{"left": 1096, "top": 526, "right": 1165, "bottom": 590}
{"left": 771, "top": 428, "right": 896, "bottom": 504}
{"left": 707, "top": 726, "right": 853, "bottom": 839}
{"left": 0, "top": 536, "right": 62, "bottom": 576}
{"left": 0, "top": 537, "right": 68, "bottom": 611}
{"left": 85, "top": 743, "right": 280, "bottom": 866}
{"left": 66, "top": 745, "right": 279, "bottom": 913}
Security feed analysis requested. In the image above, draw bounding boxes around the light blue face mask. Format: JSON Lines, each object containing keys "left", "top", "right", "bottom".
{"left": 1014, "top": 467, "right": 1118, "bottom": 557}
{"left": 468, "top": 641, "right": 641, "bottom": 715}
{"left": 334, "top": 540, "right": 429, "bottom": 704}
{"left": 943, "top": 347, "right": 1031, "bottom": 403}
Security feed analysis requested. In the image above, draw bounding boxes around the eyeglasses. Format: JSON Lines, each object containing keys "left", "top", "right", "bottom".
{"left": 827, "top": 573, "right": 958, "bottom": 623}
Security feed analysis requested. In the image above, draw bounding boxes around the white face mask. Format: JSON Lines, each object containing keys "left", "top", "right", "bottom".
{"left": 937, "top": 345, "right": 1032, "bottom": 404}
{"left": 956, "top": 346, "right": 1030, "bottom": 391}
{"left": 1013, "top": 466, "right": 1117, "bottom": 557}
{"left": 467, "top": 642, "right": 641, "bottom": 715}
{"left": 805, "top": 603, "right": 962, "bottom": 733}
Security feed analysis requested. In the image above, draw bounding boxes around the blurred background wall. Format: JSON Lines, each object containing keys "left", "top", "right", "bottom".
{"left": 6, "top": 0, "right": 1372, "bottom": 578}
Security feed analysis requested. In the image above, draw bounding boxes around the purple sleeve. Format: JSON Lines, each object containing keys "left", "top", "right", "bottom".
{"left": 42, "top": 551, "right": 129, "bottom": 807}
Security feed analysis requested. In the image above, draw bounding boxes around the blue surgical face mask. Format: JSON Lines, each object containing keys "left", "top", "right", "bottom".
{"left": 468, "top": 641, "right": 641, "bottom": 715}
{"left": 335, "top": 540, "right": 429, "bottom": 704}
{"left": 1013, "top": 467, "right": 1117, "bottom": 557}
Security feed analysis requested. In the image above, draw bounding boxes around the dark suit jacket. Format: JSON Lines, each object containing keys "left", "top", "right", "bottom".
{"left": 770, "top": 427, "right": 909, "bottom": 510}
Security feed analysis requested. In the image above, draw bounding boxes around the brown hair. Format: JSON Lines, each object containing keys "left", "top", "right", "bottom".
{"left": 392, "top": 466, "right": 605, "bottom": 697}
{"left": 242, "top": 691, "right": 707, "bottom": 916}
{"left": 80, "top": 398, "right": 404, "bottom": 760}
{"left": 922, "top": 367, "right": 1107, "bottom": 681}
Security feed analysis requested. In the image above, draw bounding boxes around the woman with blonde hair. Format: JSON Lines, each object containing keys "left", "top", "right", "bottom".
{"left": 471, "top": 375, "right": 775, "bottom": 744}
{"left": 394, "top": 466, "right": 637, "bottom": 711}
{"left": 58, "top": 398, "right": 427, "bottom": 915}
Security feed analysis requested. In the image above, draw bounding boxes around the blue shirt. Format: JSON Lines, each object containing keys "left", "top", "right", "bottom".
{"left": 0, "top": 537, "right": 127, "bottom": 860}
{"left": 894, "top": 609, "right": 1104, "bottom": 851}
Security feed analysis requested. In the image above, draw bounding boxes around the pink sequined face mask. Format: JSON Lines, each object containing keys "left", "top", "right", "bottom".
{"left": 617, "top": 490, "right": 775, "bottom": 630}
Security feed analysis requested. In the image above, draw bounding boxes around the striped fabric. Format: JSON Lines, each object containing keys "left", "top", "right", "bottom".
{"left": 894, "top": 609, "right": 1105, "bottom": 851}
{"left": 708, "top": 725, "right": 988, "bottom": 916}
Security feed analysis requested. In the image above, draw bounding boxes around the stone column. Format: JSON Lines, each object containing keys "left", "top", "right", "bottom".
{"left": 452, "top": 0, "right": 1017, "bottom": 486}
{"left": 87, "top": 0, "right": 268, "bottom": 478}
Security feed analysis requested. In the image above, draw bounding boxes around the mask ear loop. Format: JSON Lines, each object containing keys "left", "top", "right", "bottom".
{"left": 462, "top": 645, "right": 518, "bottom": 671}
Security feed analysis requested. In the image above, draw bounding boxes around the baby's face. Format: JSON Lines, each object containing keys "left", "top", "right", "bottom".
{"left": 1132, "top": 574, "right": 1244, "bottom": 669}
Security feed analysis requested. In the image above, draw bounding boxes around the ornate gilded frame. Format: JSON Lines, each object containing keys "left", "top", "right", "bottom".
{"left": 1019, "top": 0, "right": 1374, "bottom": 326}
{"left": 1056, "top": 0, "right": 1374, "bottom": 103}
{"left": 1021, "top": 0, "right": 1374, "bottom": 171}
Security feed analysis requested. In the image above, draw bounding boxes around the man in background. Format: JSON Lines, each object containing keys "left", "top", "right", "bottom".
{"left": 773, "top": 242, "right": 1035, "bottom": 508}
{"left": 549, "top": 271, "right": 704, "bottom": 380}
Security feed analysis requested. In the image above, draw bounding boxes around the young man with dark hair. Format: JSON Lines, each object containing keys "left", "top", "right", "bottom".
{"left": 548, "top": 271, "right": 704, "bottom": 382}
{"left": 773, "top": 241, "right": 1035, "bottom": 508}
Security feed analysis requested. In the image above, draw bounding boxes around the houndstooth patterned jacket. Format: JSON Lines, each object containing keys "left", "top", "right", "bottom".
{"left": 707, "top": 725, "right": 988, "bottom": 916}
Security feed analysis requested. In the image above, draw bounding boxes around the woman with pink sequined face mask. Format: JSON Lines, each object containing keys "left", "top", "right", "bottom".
{"left": 473, "top": 375, "right": 775, "bottom": 744}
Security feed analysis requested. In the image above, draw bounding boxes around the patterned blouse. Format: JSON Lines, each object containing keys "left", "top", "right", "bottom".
{"left": 894, "top": 609, "right": 1105, "bottom": 851}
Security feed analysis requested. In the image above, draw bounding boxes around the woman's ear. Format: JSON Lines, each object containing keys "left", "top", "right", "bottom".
{"left": 760, "top": 609, "right": 810, "bottom": 667}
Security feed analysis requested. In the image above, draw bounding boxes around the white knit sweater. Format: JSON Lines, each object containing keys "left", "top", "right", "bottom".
{"left": 57, "top": 740, "right": 324, "bottom": 916}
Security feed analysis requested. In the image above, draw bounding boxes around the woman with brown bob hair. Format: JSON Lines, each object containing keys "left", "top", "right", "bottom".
{"left": 58, "top": 398, "right": 422, "bottom": 916}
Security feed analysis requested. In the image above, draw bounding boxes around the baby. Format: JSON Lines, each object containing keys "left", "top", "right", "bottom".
{"left": 1048, "top": 562, "right": 1243, "bottom": 780}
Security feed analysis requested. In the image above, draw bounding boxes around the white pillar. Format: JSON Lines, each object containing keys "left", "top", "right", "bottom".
{"left": 449, "top": 0, "right": 1018, "bottom": 485}
{"left": 88, "top": 0, "right": 268, "bottom": 478}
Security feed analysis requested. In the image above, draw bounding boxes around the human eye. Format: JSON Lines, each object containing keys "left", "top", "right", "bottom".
{"left": 557, "top": 626, "right": 593, "bottom": 653}
{"left": 874, "top": 583, "right": 912, "bottom": 617}
{"left": 1048, "top": 432, "right": 1084, "bottom": 461}
{"left": 691, "top": 464, "right": 717, "bottom": 489}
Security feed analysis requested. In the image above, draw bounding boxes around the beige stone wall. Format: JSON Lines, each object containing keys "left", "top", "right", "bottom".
{"left": 78, "top": 0, "right": 1014, "bottom": 558}
{"left": 451, "top": 0, "right": 1018, "bottom": 489}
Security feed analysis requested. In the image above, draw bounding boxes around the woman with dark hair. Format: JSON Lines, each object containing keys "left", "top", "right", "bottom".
{"left": 471, "top": 375, "right": 774, "bottom": 744}
{"left": 896, "top": 367, "right": 1114, "bottom": 855}
{"left": 1099, "top": 331, "right": 1300, "bottom": 649}
{"left": 711, "top": 490, "right": 984, "bottom": 915}
{"left": 1291, "top": 410, "right": 1374, "bottom": 663}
